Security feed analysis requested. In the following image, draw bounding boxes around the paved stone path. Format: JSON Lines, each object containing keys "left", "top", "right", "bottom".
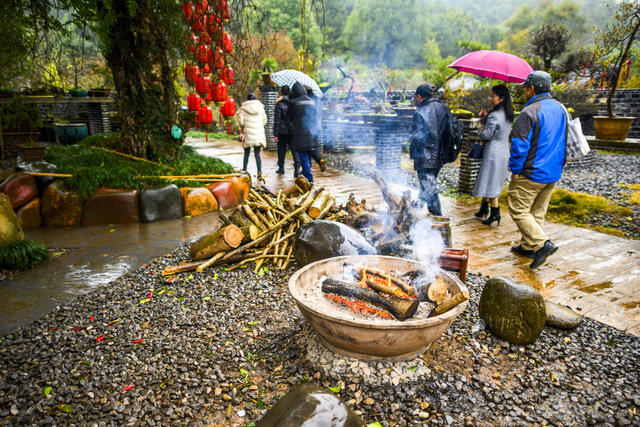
{"left": 190, "top": 137, "right": 640, "bottom": 336}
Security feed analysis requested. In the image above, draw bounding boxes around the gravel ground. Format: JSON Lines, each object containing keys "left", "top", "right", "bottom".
{"left": 1, "top": 245, "right": 638, "bottom": 426}
{"left": 324, "top": 150, "right": 640, "bottom": 239}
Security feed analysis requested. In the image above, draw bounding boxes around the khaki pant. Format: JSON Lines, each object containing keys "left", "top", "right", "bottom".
{"left": 508, "top": 176, "right": 556, "bottom": 251}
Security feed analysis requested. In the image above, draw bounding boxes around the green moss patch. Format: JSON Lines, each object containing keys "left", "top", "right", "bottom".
{"left": 0, "top": 239, "right": 50, "bottom": 271}
{"left": 184, "top": 130, "right": 236, "bottom": 140}
{"left": 546, "top": 189, "right": 632, "bottom": 218}
{"left": 44, "top": 136, "right": 233, "bottom": 201}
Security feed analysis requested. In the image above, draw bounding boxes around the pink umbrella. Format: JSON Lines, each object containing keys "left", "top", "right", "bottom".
{"left": 448, "top": 50, "right": 534, "bottom": 83}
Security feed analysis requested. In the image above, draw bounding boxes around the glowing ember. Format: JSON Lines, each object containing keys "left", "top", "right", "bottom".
{"left": 325, "top": 295, "right": 393, "bottom": 319}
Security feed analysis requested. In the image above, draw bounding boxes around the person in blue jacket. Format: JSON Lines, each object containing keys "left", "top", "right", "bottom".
{"left": 508, "top": 71, "right": 566, "bottom": 269}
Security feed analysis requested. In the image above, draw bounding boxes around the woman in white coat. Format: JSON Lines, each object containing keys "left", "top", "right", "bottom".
{"left": 237, "top": 93, "right": 267, "bottom": 178}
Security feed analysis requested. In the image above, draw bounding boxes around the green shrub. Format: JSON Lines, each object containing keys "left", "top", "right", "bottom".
{"left": 0, "top": 239, "right": 50, "bottom": 271}
{"left": 44, "top": 140, "right": 234, "bottom": 201}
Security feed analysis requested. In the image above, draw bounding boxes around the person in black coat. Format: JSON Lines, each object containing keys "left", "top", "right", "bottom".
{"left": 306, "top": 88, "right": 327, "bottom": 172}
{"left": 287, "top": 82, "right": 321, "bottom": 182}
{"left": 273, "top": 86, "right": 301, "bottom": 176}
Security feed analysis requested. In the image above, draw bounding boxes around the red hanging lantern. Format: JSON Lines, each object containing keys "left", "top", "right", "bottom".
{"left": 213, "top": 80, "right": 227, "bottom": 104}
{"left": 202, "top": 62, "right": 212, "bottom": 75}
{"left": 199, "top": 32, "right": 212, "bottom": 46}
{"left": 188, "top": 93, "right": 202, "bottom": 111}
{"left": 221, "top": 97, "right": 236, "bottom": 135}
{"left": 191, "top": 14, "right": 206, "bottom": 33}
{"left": 182, "top": 2, "right": 194, "bottom": 20}
{"left": 196, "top": 44, "right": 211, "bottom": 66}
{"left": 221, "top": 66, "right": 234, "bottom": 85}
{"left": 195, "top": 75, "right": 211, "bottom": 96}
{"left": 222, "top": 33, "right": 232, "bottom": 53}
{"left": 211, "top": 48, "right": 225, "bottom": 70}
{"left": 198, "top": 105, "right": 213, "bottom": 141}
{"left": 220, "top": 97, "right": 236, "bottom": 117}
{"left": 219, "top": 0, "right": 230, "bottom": 21}
{"left": 207, "top": 15, "right": 222, "bottom": 42}
{"left": 195, "top": 0, "right": 208, "bottom": 15}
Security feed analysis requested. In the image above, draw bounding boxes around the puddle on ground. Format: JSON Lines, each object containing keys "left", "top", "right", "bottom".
{"left": 579, "top": 281, "right": 614, "bottom": 294}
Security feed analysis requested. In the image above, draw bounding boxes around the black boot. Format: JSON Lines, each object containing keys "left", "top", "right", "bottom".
{"left": 474, "top": 201, "right": 489, "bottom": 219}
{"left": 482, "top": 206, "right": 501, "bottom": 226}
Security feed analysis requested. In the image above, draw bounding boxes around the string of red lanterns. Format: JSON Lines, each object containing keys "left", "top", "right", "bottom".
{"left": 182, "top": 0, "right": 236, "bottom": 140}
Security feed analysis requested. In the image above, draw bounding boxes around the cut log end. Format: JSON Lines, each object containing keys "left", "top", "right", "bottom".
{"left": 190, "top": 224, "right": 244, "bottom": 260}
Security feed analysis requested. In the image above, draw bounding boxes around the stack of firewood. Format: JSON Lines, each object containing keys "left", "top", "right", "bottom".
{"left": 162, "top": 176, "right": 344, "bottom": 276}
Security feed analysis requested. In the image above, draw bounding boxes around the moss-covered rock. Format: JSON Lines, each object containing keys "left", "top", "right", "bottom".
{"left": 0, "top": 194, "right": 24, "bottom": 246}
{"left": 479, "top": 276, "right": 546, "bottom": 345}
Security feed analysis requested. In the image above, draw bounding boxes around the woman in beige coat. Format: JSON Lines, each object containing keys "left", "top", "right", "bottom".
{"left": 237, "top": 93, "right": 267, "bottom": 177}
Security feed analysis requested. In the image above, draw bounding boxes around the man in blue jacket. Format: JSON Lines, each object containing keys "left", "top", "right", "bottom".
{"left": 508, "top": 71, "right": 566, "bottom": 269}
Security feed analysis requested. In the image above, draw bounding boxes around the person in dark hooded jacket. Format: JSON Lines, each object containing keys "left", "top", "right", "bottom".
{"left": 306, "top": 88, "right": 327, "bottom": 172}
{"left": 273, "top": 86, "right": 301, "bottom": 176}
{"left": 287, "top": 82, "right": 321, "bottom": 182}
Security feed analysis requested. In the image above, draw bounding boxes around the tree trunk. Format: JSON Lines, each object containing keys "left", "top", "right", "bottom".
{"left": 101, "top": 0, "right": 181, "bottom": 161}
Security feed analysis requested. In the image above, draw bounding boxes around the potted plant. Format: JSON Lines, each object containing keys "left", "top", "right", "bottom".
{"left": 593, "top": 1, "right": 640, "bottom": 141}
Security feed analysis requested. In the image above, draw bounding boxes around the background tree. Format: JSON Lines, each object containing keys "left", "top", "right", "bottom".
{"left": 594, "top": 0, "right": 640, "bottom": 117}
{"left": 529, "top": 23, "right": 571, "bottom": 71}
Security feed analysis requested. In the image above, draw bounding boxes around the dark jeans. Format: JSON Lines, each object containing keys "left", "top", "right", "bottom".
{"left": 310, "top": 148, "right": 322, "bottom": 165}
{"left": 417, "top": 167, "right": 442, "bottom": 216}
{"left": 297, "top": 151, "right": 313, "bottom": 183}
{"left": 276, "top": 135, "right": 300, "bottom": 174}
{"left": 242, "top": 146, "right": 262, "bottom": 174}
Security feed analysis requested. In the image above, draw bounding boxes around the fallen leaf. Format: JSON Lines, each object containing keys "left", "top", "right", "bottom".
{"left": 122, "top": 384, "right": 136, "bottom": 391}
{"left": 158, "top": 289, "right": 166, "bottom": 295}
{"left": 80, "top": 361, "right": 92, "bottom": 366}
{"left": 107, "top": 318, "right": 121, "bottom": 326}
{"left": 203, "top": 296, "right": 211, "bottom": 301}
{"left": 551, "top": 373, "right": 558, "bottom": 381}
{"left": 132, "top": 339, "right": 144, "bottom": 344}
{"left": 71, "top": 327, "right": 83, "bottom": 332}
{"left": 43, "top": 386, "right": 52, "bottom": 396}
{"left": 563, "top": 337, "right": 571, "bottom": 343}
{"left": 96, "top": 335, "right": 104, "bottom": 342}
{"left": 139, "top": 298, "right": 151, "bottom": 304}
{"left": 166, "top": 276, "right": 177, "bottom": 284}
{"left": 327, "top": 386, "right": 341, "bottom": 393}
{"left": 255, "top": 400, "right": 266, "bottom": 409}
{"left": 57, "top": 404, "right": 73, "bottom": 413}
{"left": 408, "top": 366, "right": 418, "bottom": 372}
{"left": 186, "top": 274, "right": 194, "bottom": 281}
{"left": 226, "top": 403, "right": 232, "bottom": 418}
{"left": 109, "top": 229, "right": 115, "bottom": 233}
{"left": 89, "top": 315, "right": 94, "bottom": 322}
{"left": 367, "top": 423, "right": 383, "bottom": 427}
{"left": 148, "top": 290, "right": 153, "bottom": 299}
{"left": 213, "top": 273, "right": 218, "bottom": 280}
{"left": 257, "top": 268, "right": 264, "bottom": 276}
{"left": 248, "top": 321, "right": 258, "bottom": 326}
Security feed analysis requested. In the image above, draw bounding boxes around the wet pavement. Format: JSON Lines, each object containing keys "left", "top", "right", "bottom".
{"left": 0, "top": 212, "right": 220, "bottom": 335}
{"left": 2, "top": 136, "right": 638, "bottom": 337}
{"left": 191, "top": 137, "right": 640, "bottom": 336}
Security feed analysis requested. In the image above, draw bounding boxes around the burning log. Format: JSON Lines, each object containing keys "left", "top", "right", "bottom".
{"left": 322, "top": 278, "right": 419, "bottom": 321}
{"left": 354, "top": 267, "right": 416, "bottom": 298}
{"left": 189, "top": 224, "right": 243, "bottom": 260}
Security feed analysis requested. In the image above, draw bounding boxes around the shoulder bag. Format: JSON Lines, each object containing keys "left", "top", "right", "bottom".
{"left": 561, "top": 105, "right": 590, "bottom": 161}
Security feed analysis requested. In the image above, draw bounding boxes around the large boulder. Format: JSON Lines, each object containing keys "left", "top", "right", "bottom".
{"left": 16, "top": 198, "right": 41, "bottom": 230}
{"left": 139, "top": 184, "right": 182, "bottom": 223}
{"left": 293, "top": 220, "right": 376, "bottom": 267}
{"left": 545, "top": 301, "right": 583, "bottom": 330}
{"left": 15, "top": 158, "right": 58, "bottom": 192}
{"left": 180, "top": 187, "right": 218, "bottom": 216}
{"left": 0, "top": 172, "right": 38, "bottom": 209}
{"left": 257, "top": 383, "right": 362, "bottom": 427}
{"left": 226, "top": 175, "right": 251, "bottom": 203}
{"left": 479, "top": 276, "right": 546, "bottom": 345}
{"left": 207, "top": 181, "right": 239, "bottom": 210}
{"left": 0, "top": 194, "right": 24, "bottom": 246}
{"left": 41, "top": 181, "right": 83, "bottom": 228}
{"left": 82, "top": 188, "right": 140, "bottom": 226}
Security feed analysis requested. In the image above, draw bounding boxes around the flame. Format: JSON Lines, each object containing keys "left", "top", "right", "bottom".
{"left": 357, "top": 267, "right": 369, "bottom": 288}
{"left": 325, "top": 295, "right": 393, "bottom": 319}
{"left": 361, "top": 267, "right": 414, "bottom": 299}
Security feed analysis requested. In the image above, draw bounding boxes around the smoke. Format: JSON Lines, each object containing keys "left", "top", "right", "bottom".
{"left": 408, "top": 216, "right": 445, "bottom": 300}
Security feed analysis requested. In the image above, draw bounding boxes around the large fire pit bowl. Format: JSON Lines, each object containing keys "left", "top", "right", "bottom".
{"left": 288, "top": 255, "right": 469, "bottom": 361}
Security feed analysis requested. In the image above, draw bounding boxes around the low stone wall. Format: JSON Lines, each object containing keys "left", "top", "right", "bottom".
{"left": 1, "top": 166, "right": 248, "bottom": 230}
